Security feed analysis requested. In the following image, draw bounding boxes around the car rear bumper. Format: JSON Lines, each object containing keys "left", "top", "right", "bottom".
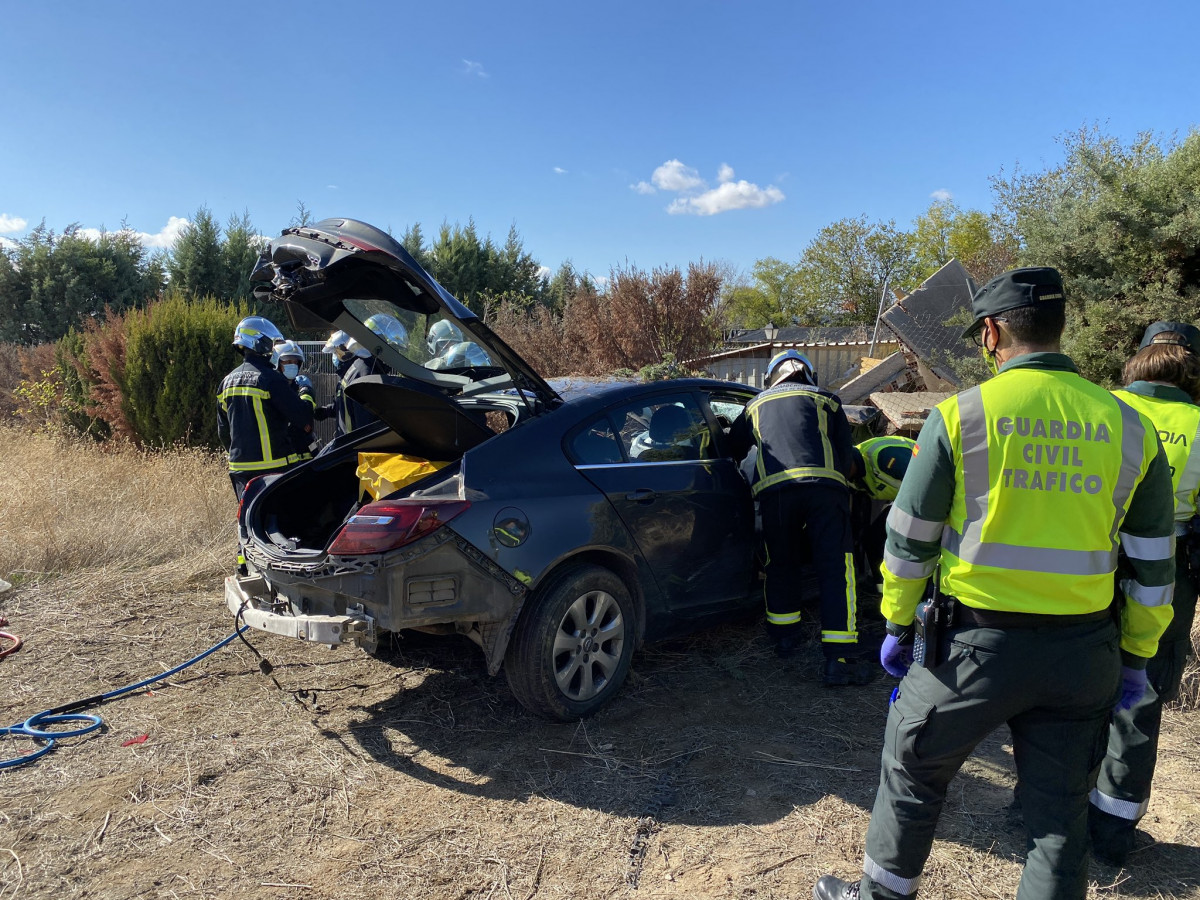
{"left": 225, "top": 574, "right": 377, "bottom": 648}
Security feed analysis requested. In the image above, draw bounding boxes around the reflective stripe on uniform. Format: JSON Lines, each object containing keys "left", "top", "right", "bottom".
{"left": 752, "top": 466, "right": 845, "bottom": 495}
{"left": 229, "top": 453, "right": 304, "bottom": 472}
{"left": 1109, "top": 399, "right": 1148, "bottom": 547}
{"left": 1090, "top": 788, "right": 1149, "bottom": 821}
{"left": 218, "top": 386, "right": 292, "bottom": 471}
{"left": 1119, "top": 532, "right": 1175, "bottom": 561}
{"left": 942, "top": 385, "right": 1143, "bottom": 578}
{"left": 766, "top": 610, "right": 802, "bottom": 626}
{"left": 843, "top": 551, "right": 857, "bottom": 638}
{"left": 863, "top": 854, "right": 921, "bottom": 895}
{"left": 884, "top": 549, "right": 936, "bottom": 581}
{"left": 887, "top": 506, "right": 944, "bottom": 543}
{"left": 1178, "top": 417, "right": 1200, "bottom": 519}
{"left": 1120, "top": 578, "right": 1173, "bottom": 608}
{"left": 822, "top": 630, "right": 857, "bottom": 643}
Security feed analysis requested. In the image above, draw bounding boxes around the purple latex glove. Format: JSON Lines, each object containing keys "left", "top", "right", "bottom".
{"left": 880, "top": 633, "right": 913, "bottom": 678}
{"left": 1114, "top": 666, "right": 1148, "bottom": 712}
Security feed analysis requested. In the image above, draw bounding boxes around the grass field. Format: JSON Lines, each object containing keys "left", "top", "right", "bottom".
{"left": 1, "top": 426, "right": 1198, "bottom": 899}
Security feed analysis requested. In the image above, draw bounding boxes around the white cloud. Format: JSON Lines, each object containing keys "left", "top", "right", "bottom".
{"left": 594, "top": 275, "right": 609, "bottom": 288}
{"left": 651, "top": 159, "right": 705, "bottom": 192}
{"left": 667, "top": 180, "right": 785, "bottom": 216}
{"left": 326, "top": 184, "right": 339, "bottom": 189}
{"left": 0, "top": 236, "right": 17, "bottom": 250}
{"left": 553, "top": 166, "right": 567, "bottom": 175}
{"left": 0, "top": 214, "right": 27, "bottom": 233}
{"left": 463, "top": 59, "right": 489, "bottom": 78}
{"left": 631, "top": 160, "right": 785, "bottom": 215}
{"left": 75, "top": 216, "right": 192, "bottom": 250}
{"left": 536, "top": 265, "right": 552, "bottom": 280}
{"left": 931, "top": 188, "right": 953, "bottom": 202}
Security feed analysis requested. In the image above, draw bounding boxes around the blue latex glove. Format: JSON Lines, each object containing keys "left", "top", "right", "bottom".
{"left": 295, "top": 374, "right": 314, "bottom": 390}
{"left": 1115, "top": 666, "right": 1148, "bottom": 712}
{"left": 880, "top": 633, "right": 913, "bottom": 678}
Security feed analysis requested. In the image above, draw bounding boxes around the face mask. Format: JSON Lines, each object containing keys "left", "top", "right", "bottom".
{"left": 283, "top": 364, "right": 300, "bottom": 381}
{"left": 981, "top": 345, "right": 999, "bottom": 376}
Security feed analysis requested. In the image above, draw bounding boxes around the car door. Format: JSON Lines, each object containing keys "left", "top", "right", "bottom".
{"left": 570, "top": 389, "right": 756, "bottom": 617}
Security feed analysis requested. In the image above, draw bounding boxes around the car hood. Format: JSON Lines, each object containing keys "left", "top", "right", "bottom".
{"left": 250, "top": 217, "right": 561, "bottom": 411}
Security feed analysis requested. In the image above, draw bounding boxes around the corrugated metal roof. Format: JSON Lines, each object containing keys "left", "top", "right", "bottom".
{"left": 880, "top": 259, "right": 977, "bottom": 387}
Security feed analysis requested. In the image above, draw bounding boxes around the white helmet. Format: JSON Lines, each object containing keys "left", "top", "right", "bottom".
{"left": 322, "top": 330, "right": 351, "bottom": 354}
{"left": 322, "top": 329, "right": 369, "bottom": 361}
{"left": 427, "top": 319, "right": 463, "bottom": 357}
{"left": 270, "top": 340, "right": 306, "bottom": 368}
{"left": 428, "top": 341, "right": 491, "bottom": 370}
{"left": 364, "top": 313, "right": 409, "bottom": 348}
{"left": 232, "top": 316, "right": 284, "bottom": 357}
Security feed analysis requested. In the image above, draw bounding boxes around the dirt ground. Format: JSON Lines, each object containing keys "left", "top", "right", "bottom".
{"left": 2, "top": 578, "right": 1200, "bottom": 900}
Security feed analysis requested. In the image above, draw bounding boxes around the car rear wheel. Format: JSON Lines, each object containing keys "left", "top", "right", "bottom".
{"left": 504, "top": 565, "right": 635, "bottom": 720}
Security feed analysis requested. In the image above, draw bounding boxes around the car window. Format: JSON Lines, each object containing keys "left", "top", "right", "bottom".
{"left": 612, "top": 393, "right": 714, "bottom": 463}
{"left": 342, "top": 300, "right": 495, "bottom": 373}
{"left": 569, "top": 417, "right": 624, "bottom": 465}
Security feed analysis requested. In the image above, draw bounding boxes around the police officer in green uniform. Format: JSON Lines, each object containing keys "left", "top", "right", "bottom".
{"left": 814, "top": 268, "right": 1176, "bottom": 900}
{"left": 1090, "top": 321, "right": 1200, "bottom": 865}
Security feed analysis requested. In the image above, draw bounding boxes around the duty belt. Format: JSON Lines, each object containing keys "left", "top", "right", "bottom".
{"left": 952, "top": 601, "right": 1113, "bottom": 629}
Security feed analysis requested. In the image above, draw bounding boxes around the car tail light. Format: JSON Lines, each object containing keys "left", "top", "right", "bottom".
{"left": 237, "top": 476, "right": 267, "bottom": 522}
{"left": 327, "top": 499, "right": 470, "bottom": 555}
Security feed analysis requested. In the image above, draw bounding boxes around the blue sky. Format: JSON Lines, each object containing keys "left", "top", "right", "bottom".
{"left": 2, "top": 1, "right": 1199, "bottom": 284}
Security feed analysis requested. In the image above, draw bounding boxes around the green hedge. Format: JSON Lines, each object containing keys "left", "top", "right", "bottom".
{"left": 121, "top": 295, "right": 248, "bottom": 447}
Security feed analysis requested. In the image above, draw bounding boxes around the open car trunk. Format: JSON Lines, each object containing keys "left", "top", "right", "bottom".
{"left": 244, "top": 375, "right": 505, "bottom": 559}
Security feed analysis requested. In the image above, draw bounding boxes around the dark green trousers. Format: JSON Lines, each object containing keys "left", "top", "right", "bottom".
{"left": 1092, "top": 555, "right": 1197, "bottom": 827}
{"left": 860, "top": 618, "right": 1121, "bottom": 900}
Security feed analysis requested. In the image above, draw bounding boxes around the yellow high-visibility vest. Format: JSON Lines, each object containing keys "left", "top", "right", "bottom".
{"left": 1113, "top": 389, "right": 1200, "bottom": 527}
{"left": 936, "top": 369, "right": 1162, "bottom": 615}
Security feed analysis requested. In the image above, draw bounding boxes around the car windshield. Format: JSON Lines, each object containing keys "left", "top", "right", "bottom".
{"left": 343, "top": 298, "right": 494, "bottom": 373}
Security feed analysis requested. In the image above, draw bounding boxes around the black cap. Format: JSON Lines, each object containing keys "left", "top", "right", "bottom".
{"left": 962, "top": 267, "right": 1065, "bottom": 340}
{"left": 1139, "top": 321, "right": 1200, "bottom": 356}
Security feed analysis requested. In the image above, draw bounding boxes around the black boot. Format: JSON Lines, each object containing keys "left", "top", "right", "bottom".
{"left": 813, "top": 875, "right": 860, "bottom": 899}
{"left": 823, "top": 656, "right": 877, "bottom": 686}
{"left": 1089, "top": 805, "right": 1137, "bottom": 867}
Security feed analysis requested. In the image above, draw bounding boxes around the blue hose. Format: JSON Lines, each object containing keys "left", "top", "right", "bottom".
{"left": 0, "top": 626, "right": 248, "bottom": 770}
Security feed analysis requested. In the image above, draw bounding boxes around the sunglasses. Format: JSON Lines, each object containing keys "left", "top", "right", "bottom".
{"left": 969, "top": 316, "right": 1008, "bottom": 347}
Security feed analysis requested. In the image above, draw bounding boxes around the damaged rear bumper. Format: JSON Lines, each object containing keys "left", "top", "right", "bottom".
{"left": 225, "top": 574, "right": 377, "bottom": 649}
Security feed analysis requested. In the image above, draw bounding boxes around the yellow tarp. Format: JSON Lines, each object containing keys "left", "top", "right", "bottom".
{"left": 356, "top": 453, "right": 449, "bottom": 501}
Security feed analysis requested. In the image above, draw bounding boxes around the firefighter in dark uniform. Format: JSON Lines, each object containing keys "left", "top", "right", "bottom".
{"left": 814, "top": 268, "right": 1176, "bottom": 900}
{"left": 1090, "top": 321, "right": 1200, "bottom": 865}
{"left": 728, "top": 349, "right": 873, "bottom": 686}
{"left": 216, "top": 317, "right": 316, "bottom": 499}
{"left": 271, "top": 339, "right": 320, "bottom": 464}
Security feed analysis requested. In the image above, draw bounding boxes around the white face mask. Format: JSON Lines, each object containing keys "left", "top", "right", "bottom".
{"left": 283, "top": 363, "right": 300, "bottom": 381}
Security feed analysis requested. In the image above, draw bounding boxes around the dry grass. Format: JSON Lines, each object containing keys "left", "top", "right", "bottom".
{"left": 1, "top": 428, "right": 1199, "bottom": 899}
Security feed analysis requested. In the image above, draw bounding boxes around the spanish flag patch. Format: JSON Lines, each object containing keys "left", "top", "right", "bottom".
{"left": 912, "top": 443, "right": 920, "bottom": 457}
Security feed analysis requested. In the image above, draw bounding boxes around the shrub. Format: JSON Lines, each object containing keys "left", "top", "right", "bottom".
{"left": 121, "top": 294, "right": 247, "bottom": 447}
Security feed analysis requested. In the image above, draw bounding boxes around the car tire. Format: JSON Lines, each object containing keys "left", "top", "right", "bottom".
{"left": 504, "top": 564, "right": 635, "bottom": 721}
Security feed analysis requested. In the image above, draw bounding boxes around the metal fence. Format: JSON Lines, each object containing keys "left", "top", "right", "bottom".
{"left": 297, "top": 341, "right": 338, "bottom": 444}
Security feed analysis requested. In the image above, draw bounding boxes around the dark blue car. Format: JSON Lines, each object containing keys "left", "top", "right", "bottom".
{"left": 228, "top": 218, "right": 760, "bottom": 719}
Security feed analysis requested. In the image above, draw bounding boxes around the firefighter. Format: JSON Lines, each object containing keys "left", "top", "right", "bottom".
{"left": 217, "top": 317, "right": 315, "bottom": 499}
{"left": 318, "top": 316, "right": 402, "bottom": 438}
{"left": 727, "top": 349, "right": 872, "bottom": 685}
{"left": 849, "top": 436, "right": 917, "bottom": 596}
{"left": 1089, "top": 321, "right": 1200, "bottom": 866}
{"left": 271, "top": 339, "right": 319, "bottom": 464}
{"left": 814, "top": 268, "right": 1175, "bottom": 900}
{"left": 317, "top": 330, "right": 374, "bottom": 438}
